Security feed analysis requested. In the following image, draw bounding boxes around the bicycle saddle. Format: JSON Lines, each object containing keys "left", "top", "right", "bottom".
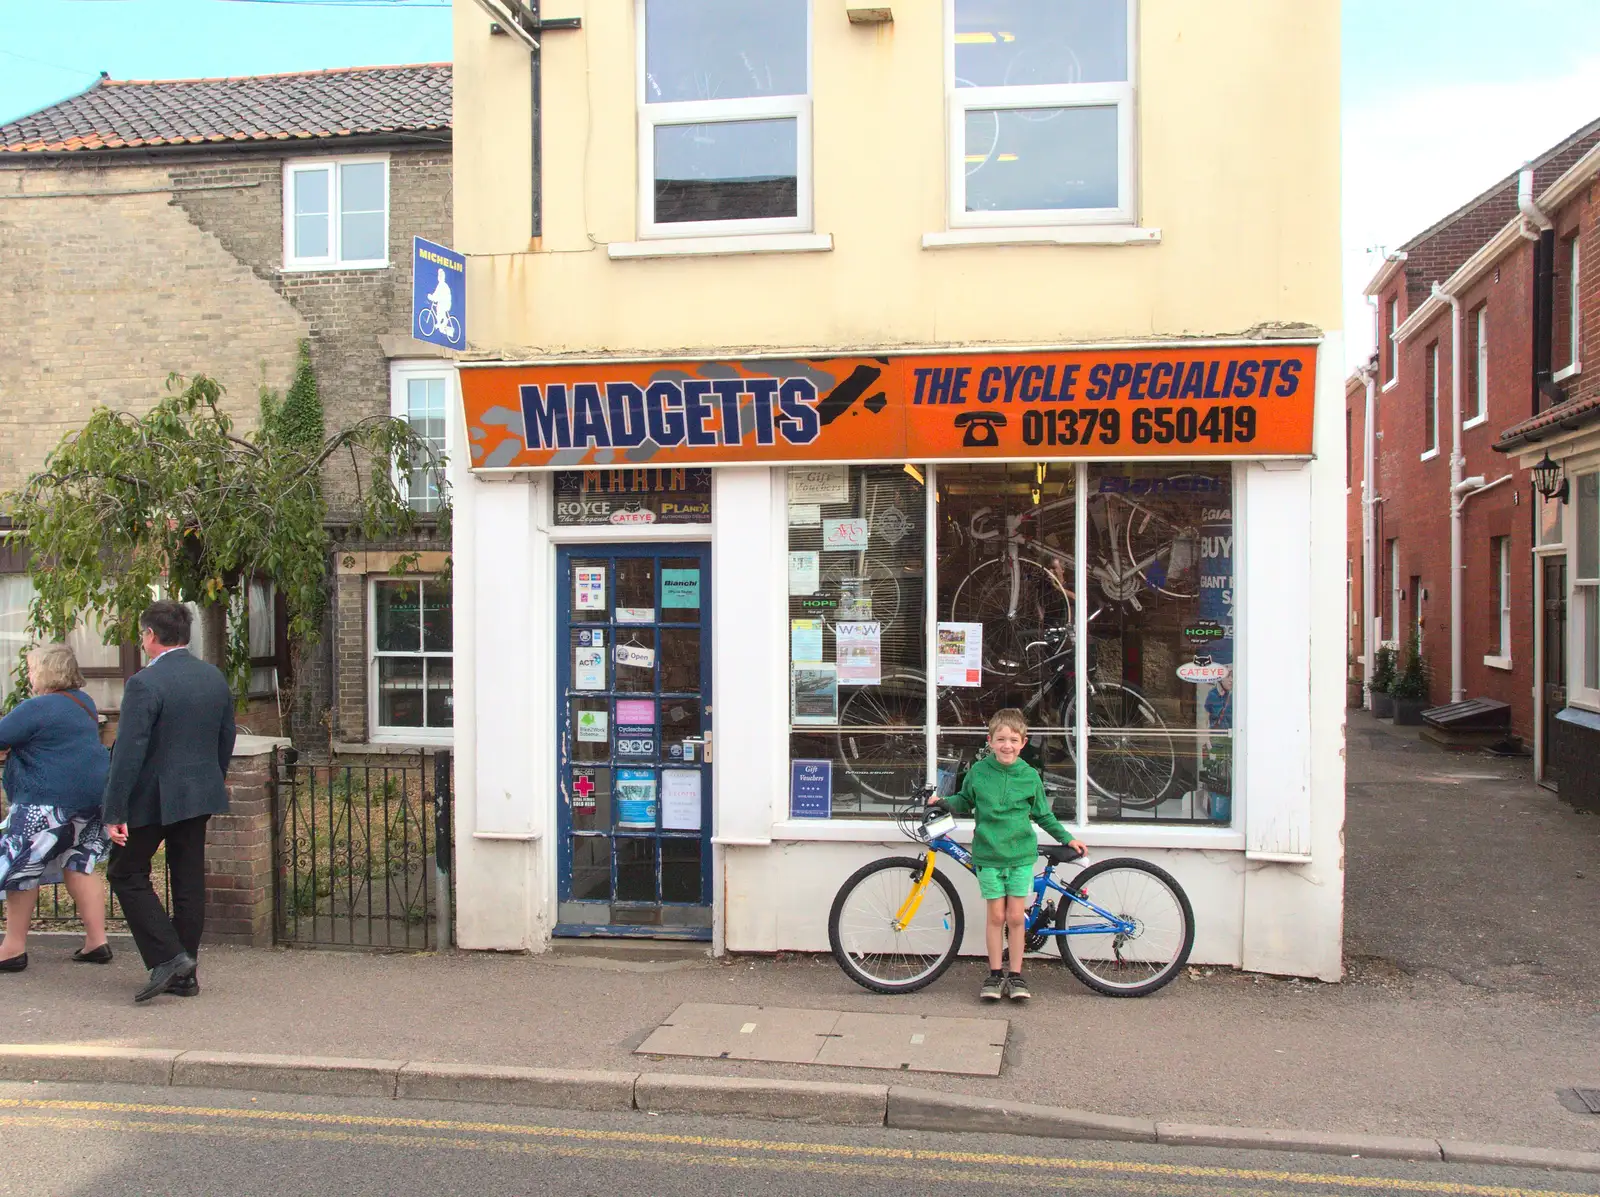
{"left": 1041, "top": 844, "right": 1085, "bottom": 865}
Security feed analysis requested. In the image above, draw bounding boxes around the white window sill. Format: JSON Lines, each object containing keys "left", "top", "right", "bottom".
{"left": 607, "top": 233, "right": 832, "bottom": 260}
{"left": 355, "top": 733, "right": 455, "bottom": 750}
{"left": 1381, "top": 379, "right": 1398, "bottom": 393}
{"left": 282, "top": 261, "right": 390, "bottom": 274}
{"left": 1483, "top": 654, "right": 1513, "bottom": 671}
{"left": 1420, "top": 448, "right": 1439, "bottom": 462}
{"left": 1463, "top": 414, "right": 1488, "bottom": 430}
{"left": 922, "top": 225, "right": 1161, "bottom": 249}
{"left": 1554, "top": 361, "right": 1582, "bottom": 383}
{"left": 768, "top": 819, "right": 1244, "bottom": 852}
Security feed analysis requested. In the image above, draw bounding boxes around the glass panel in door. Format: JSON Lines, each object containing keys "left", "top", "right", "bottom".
{"left": 556, "top": 545, "right": 712, "bottom": 937}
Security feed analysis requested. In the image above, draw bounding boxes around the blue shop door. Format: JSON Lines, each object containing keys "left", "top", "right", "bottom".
{"left": 556, "top": 544, "right": 712, "bottom": 938}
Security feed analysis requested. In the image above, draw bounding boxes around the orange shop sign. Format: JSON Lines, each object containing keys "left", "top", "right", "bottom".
{"left": 458, "top": 344, "right": 1318, "bottom": 471}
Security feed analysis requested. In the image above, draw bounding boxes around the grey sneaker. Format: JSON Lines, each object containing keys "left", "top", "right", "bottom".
{"left": 1005, "top": 973, "right": 1032, "bottom": 1001}
{"left": 980, "top": 971, "right": 1005, "bottom": 1001}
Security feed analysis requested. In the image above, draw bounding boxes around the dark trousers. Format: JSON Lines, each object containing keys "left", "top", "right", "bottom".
{"left": 108, "top": 815, "right": 210, "bottom": 969}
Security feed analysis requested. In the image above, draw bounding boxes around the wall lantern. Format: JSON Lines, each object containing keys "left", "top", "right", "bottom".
{"left": 1531, "top": 452, "right": 1570, "bottom": 504}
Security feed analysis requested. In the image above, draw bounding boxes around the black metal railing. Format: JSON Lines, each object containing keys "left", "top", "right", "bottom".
{"left": 271, "top": 748, "right": 451, "bottom": 950}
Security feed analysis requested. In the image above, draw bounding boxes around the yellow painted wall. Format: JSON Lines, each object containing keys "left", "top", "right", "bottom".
{"left": 452, "top": 0, "right": 1340, "bottom": 356}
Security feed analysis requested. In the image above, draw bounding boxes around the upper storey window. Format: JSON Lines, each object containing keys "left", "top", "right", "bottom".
{"left": 283, "top": 156, "right": 389, "bottom": 270}
{"left": 638, "top": 0, "right": 811, "bottom": 239}
{"left": 949, "top": 0, "right": 1135, "bottom": 228}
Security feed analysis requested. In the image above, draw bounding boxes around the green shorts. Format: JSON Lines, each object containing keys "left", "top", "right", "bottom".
{"left": 976, "top": 863, "right": 1035, "bottom": 900}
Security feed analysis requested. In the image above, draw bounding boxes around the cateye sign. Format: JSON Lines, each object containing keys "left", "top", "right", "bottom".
{"left": 458, "top": 344, "right": 1319, "bottom": 471}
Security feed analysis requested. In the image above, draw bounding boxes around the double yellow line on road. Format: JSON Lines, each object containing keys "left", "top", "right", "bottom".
{"left": 0, "top": 1098, "right": 1584, "bottom": 1197}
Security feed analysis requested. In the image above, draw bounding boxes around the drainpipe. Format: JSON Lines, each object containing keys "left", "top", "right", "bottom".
{"left": 1359, "top": 353, "right": 1378, "bottom": 706}
{"left": 1442, "top": 281, "right": 1467, "bottom": 703}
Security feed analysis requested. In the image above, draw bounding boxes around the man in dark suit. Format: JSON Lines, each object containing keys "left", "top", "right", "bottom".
{"left": 103, "top": 600, "right": 236, "bottom": 1002}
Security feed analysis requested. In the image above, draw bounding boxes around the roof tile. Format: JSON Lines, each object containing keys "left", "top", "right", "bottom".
{"left": 0, "top": 63, "right": 451, "bottom": 154}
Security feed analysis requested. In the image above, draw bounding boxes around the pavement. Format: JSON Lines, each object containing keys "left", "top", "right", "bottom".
{"left": 0, "top": 710, "right": 1596, "bottom": 1171}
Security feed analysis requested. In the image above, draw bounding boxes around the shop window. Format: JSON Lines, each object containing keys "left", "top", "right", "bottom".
{"left": 553, "top": 469, "right": 712, "bottom": 527}
{"left": 637, "top": 0, "right": 811, "bottom": 238}
{"left": 1576, "top": 474, "right": 1600, "bottom": 701}
{"left": 948, "top": 0, "right": 1135, "bottom": 228}
{"left": 787, "top": 465, "right": 928, "bottom": 818}
{"left": 390, "top": 362, "right": 451, "bottom": 514}
{"left": 370, "top": 577, "right": 453, "bottom": 741}
{"left": 1083, "top": 464, "right": 1232, "bottom": 823}
{"left": 282, "top": 156, "right": 389, "bottom": 270}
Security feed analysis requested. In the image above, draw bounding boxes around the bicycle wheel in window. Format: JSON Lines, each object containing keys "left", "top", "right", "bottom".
{"left": 948, "top": 556, "right": 1073, "bottom": 677}
{"left": 1055, "top": 858, "right": 1194, "bottom": 997}
{"left": 1063, "top": 682, "right": 1178, "bottom": 810}
{"left": 830, "top": 856, "right": 964, "bottom": 994}
{"left": 1117, "top": 487, "right": 1208, "bottom": 600}
{"left": 836, "top": 670, "right": 929, "bottom": 802}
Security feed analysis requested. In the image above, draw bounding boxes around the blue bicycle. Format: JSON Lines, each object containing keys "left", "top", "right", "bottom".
{"left": 828, "top": 790, "right": 1195, "bottom": 997}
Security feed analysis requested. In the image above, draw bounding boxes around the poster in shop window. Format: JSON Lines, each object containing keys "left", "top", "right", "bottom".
{"left": 574, "top": 567, "right": 606, "bottom": 611}
{"left": 574, "top": 647, "right": 605, "bottom": 690}
{"left": 835, "top": 622, "right": 882, "bottom": 686}
{"left": 661, "top": 769, "right": 702, "bottom": 831}
{"left": 791, "top": 664, "right": 839, "bottom": 725}
{"left": 936, "top": 622, "right": 983, "bottom": 687}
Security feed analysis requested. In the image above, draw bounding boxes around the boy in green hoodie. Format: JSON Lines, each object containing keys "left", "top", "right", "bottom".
{"left": 933, "top": 708, "right": 1083, "bottom": 1002}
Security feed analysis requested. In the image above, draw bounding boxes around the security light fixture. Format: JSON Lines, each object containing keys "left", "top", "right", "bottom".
{"left": 1531, "top": 452, "right": 1570, "bottom": 504}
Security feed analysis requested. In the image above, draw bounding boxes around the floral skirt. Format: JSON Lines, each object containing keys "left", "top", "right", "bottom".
{"left": 0, "top": 804, "right": 110, "bottom": 893}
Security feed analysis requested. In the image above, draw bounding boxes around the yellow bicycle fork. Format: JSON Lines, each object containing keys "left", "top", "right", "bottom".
{"left": 891, "top": 852, "right": 939, "bottom": 931}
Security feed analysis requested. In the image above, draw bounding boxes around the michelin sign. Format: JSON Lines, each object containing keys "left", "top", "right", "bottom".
{"left": 412, "top": 236, "right": 465, "bottom": 350}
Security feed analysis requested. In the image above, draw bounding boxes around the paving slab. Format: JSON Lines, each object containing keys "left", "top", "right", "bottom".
{"left": 636, "top": 1003, "right": 1007, "bottom": 1076}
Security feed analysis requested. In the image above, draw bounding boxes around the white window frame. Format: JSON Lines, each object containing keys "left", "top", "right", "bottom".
{"left": 1572, "top": 471, "right": 1600, "bottom": 710}
{"left": 1421, "top": 342, "right": 1439, "bottom": 459}
{"left": 1387, "top": 538, "right": 1400, "bottom": 647}
{"left": 389, "top": 361, "right": 454, "bottom": 514}
{"left": 1465, "top": 305, "right": 1488, "bottom": 427}
{"left": 634, "top": 1, "right": 813, "bottom": 241}
{"left": 369, "top": 575, "right": 453, "bottom": 745}
{"left": 944, "top": 0, "right": 1137, "bottom": 230}
{"left": 282, "top": 154, "right": 390, "bottom": 271}
{"left": 1484, "top": 535, "right": 1512, "bottom": 669}
{"left": 1556, "top": 235, "right": 1582, "bottom": 380}
{"left": 1383, "top": 296, "right": 1399, "bottom": 390}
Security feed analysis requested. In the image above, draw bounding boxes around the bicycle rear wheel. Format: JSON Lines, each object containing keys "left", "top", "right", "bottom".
{"left": 949, "top": 556, "right": 1072, "bottom": 677}
{"left": 830, "top": 856, "right": 965, "bottom": 994}
{"left": 1055, "top": 858, "right": 1194, "bottom": 997}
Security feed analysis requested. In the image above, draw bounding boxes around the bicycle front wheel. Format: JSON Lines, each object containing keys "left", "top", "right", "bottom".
{"left": 830, "top": 856, "right": 965, "bottom": 994}
{"left": 1055, "top": 858, "right": 1194, "bottom": 997}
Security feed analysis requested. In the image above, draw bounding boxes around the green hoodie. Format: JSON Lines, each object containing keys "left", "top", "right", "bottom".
{"left": 943, "top": 755, "right": 1072, "bottom": 869}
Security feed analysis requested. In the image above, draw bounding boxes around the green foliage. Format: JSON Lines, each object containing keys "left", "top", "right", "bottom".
{"left": 1389, "top": 632, "right": 1430, "bottom": 702}
{"left": 7, "top": 371, "right": 449, "bottom": 701}
{"left": 1370, "top": 645, "right": 1397, "bottom": 694}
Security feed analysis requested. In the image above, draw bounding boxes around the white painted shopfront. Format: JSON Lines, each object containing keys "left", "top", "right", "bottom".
{"left": 447, "top": 339, "right": 1347, "bottom": 980}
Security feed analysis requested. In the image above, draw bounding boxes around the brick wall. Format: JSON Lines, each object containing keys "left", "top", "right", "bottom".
{"left": 1354, "top": 241, "right": 1539, "bottom": 740}
{"left": 0, "top": 143, "right": 454, "bottom": 751}
{"left": 205, "top": 747, "right": 276, "bottom": 947}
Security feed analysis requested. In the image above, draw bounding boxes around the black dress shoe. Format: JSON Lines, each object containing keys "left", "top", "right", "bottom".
{"left": 0, "top": 954, "right": 26, "bottom": 973}
{"left": 169, "top": 975, "right": 199, "bottom": 998}
{"left": 72, "top": 944, "right": 113, "bottom": 964}
{"left": 134, "top": 953, "right": 196, "bottom": 1003}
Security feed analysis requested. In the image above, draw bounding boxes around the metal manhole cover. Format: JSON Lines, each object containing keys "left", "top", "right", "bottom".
{"left": 1575, "top": 1088, "right": 1600, "bottom": 1114}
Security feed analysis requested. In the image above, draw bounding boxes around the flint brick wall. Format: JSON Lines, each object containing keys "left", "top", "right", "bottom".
{"left": 205, "top": 749, "right": 276, "bottom": 947}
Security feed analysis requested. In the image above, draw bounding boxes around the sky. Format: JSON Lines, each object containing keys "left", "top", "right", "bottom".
{"left": 4, "top": 0, "right": 1600, "bottom": 372}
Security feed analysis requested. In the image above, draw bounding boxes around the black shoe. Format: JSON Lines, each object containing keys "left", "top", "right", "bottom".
{"left": 170, "top": 975, "right": 199, "bottom": 998}
{"left": 134, "top": 953, "right": 196, "bottom": 1003}
{"left": 0, "top": 953, "right": 26, "bottom": 973}
{"left": 72, "top": 944, "right": 113, "bottom": 964}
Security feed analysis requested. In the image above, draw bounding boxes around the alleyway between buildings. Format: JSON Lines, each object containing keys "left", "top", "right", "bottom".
{"left": 6, "top": 713, "right": 1598, "bottom": 1154}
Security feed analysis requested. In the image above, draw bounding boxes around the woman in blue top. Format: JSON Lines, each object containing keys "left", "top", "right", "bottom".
{"left": 0, "top": 644, "right": 112, "bottom": 971}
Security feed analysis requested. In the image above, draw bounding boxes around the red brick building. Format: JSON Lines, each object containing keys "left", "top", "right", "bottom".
{"left": 1349, "top": 119, "right": 1600, "bottom": 783}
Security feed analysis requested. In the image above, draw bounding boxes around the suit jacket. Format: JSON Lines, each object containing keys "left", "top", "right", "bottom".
{"left": 101, "top": 648, "right": 237, "bottom": 828}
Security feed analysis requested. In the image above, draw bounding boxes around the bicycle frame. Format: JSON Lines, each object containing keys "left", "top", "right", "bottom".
{"left": 891, "top": 834, "right": 1136, "bottom": 940}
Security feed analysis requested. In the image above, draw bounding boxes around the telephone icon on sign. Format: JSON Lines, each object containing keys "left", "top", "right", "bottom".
{"left": 954, "top": 411, "right": 1007, "bottom": 448}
